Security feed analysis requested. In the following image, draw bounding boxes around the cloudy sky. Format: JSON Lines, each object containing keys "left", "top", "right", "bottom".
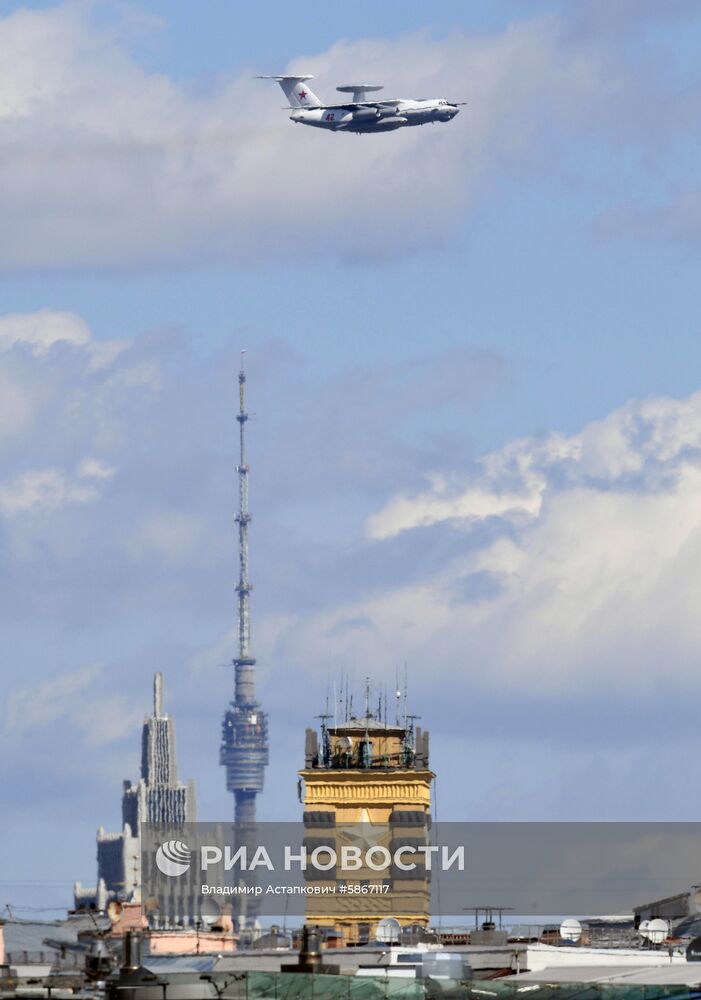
{"left": 2, "top": 0, "right": 701, "bottom": 912}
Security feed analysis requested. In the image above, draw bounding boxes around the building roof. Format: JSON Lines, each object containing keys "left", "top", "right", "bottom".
{"left": 3, "top": 914, "right": 110, "bottom": 953}
{"left": 329, "top": 714, "right": 406, "bottom": 736}
{"left": 144, "top": 955, "right": 219, "bottom": 973}
{"left": 516, "top": 965, "right": 701, "bottom": 985}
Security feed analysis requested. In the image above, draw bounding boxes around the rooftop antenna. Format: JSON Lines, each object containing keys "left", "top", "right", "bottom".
{"left": 395, "top": 667, "right": 401, "bottom": 726}
{"left": 403, "top": 663, "right": 408, "bottom": 730}
{"left": 363, "top": 676, "right": 371, "bottom": 768}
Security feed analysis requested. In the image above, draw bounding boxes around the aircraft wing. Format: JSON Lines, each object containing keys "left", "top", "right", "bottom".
{"left": 284, "top": 100, "right": 401, "bottom": 110}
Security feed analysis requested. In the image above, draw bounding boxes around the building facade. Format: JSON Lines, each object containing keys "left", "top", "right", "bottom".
{"left": 299, "top": 692, "right": 434, "bottom": 945}
{"left": 74, "top": 672, "right": 196, "bottom": 912}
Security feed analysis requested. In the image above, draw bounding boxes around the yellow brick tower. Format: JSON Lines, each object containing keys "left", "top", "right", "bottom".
{"left": 298, "top": 683, "right": 434, "bottom": 945}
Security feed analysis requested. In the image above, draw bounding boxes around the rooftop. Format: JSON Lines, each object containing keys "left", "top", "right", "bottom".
{"left": 328, "top": 713, "right": 406, "bottom": 736}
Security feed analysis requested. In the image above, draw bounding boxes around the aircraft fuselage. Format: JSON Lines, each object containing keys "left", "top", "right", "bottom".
{"left": 290, "top": 98, "right": 459, "bottom": 133}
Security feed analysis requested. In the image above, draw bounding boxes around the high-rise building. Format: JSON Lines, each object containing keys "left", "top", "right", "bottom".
{"left": 123, "top": 672, "right": 196, "bottom": 830}
{"left": 220, "top": 360, "right": 269, "bottom": 826}
{"left": 74, "top": 672, "right": 196, "bottom": 912}
{"left": 299, "top": 683, "right": 434, "bottom": 945}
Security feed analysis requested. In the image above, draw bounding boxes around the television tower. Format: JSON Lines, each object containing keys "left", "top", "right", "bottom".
{"left": 220, "top": 355, "right": 269, "bottom": 825}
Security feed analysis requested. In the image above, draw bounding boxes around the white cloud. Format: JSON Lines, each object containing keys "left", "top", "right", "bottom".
{"left": 0, "top": 309, "right": 135, "bottom": 454}
{"left": 368, "top": 391, "right": 701, "bottom": 540}
{"left": 0, "top": 306, "right": 160, "bottom": 486}
{"left": 5, "top": 665, "right": 100, "bottom": 732}
{"left": 105, "top": 360, "right": 162, "bottom": 391}
{"left": 77, "top": 457, "right": 114, "bottom": 480}
{"left": 0, "top": 309, "right": 133, "bottom": 458}
{"left": 0, "top": 309, "right": 90, "bottom": 355}
{"left": 367, "top": 433, "right": 577, "bottom": 539}
{"left": 87, "top": 338, "right": 129, "bottom": 372}
{"left": 4, "top": 665, "right": 142, "bottom": 746}
{"left": 0, "top": 459, "right": 115, "bottom": 516}
{"left": 0, "top": 368, "right": 36, "bottom": 442}
{"left": 129, "top": 511, "right": 203, "bottom": 562}
{"left": 0, "top": 3, "right": 629, "bottom": 270}
{"left": 75, "top": 695, "right": 145, "bottom": 746}
{"left": 366, "top": 474, "right": 545, "bottom": 540}
{"left": 263, "top": 388, "right": 701, "bottom": 697}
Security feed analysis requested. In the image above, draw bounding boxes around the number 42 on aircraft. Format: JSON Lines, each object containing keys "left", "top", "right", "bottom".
{"left": 257, "top": 75, "right": 465, "bottom": 133}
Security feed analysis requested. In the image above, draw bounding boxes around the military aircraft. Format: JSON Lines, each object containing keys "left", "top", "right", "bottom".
{"left": 257, "top": 76, "right": 463, "bottom": 133}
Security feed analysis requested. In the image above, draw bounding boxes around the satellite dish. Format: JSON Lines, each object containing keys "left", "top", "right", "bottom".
{"left": 559, "top": 918, "right": 582, "bottom": 943}
{"left": 338, "top": 736, "right": 353, "bottom": 752}
{"left": 647, "top": 918, "right": 669, "bottom": 944}
{"left": 638, "top": 919, "right": 651, "bottom": 940}
{"left": 376, "top": 917, "right": 401, "bottom": 944}
{"left": 107, "top": 900, "right": 123, "bottom": 922}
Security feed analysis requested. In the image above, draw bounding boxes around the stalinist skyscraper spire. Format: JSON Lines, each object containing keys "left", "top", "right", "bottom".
{"left": 74, "top": 672, "right": 196, "bottom": 915}
{"left": 124, "top": 671, "right": 196, "bottom": 826}
{"left": 220, "top": 355, "right": 269, "bottom": 824}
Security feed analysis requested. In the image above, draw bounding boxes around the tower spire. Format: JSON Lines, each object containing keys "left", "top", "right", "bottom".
{"left": 236, "top": 351, "right": 252, "bottom": 667}
{"left": 154, "top": 671, "right": 164, "bottom": 718}
{"left": 220, "top": 355, "right": 269, "bottom": 836}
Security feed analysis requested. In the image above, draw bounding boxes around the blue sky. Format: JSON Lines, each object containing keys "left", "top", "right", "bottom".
{"left": 2, "top": 0, "right": 701, "bottom": 914}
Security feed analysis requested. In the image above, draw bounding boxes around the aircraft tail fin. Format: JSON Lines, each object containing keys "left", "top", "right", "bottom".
{"left": 256, "top": 75, "right": 321, "bottom": 108}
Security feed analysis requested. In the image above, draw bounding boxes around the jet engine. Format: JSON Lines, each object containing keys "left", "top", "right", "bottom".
{"left": 362, "top": 116, "right": 407, "bottom": 131}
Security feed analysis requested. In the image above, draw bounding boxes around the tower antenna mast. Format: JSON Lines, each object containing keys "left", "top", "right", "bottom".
{"left": 221, "top": 354, "right": 269, "bottom": 837}
{"left": 237, "top": 351, "right": 252, "bottom": 662}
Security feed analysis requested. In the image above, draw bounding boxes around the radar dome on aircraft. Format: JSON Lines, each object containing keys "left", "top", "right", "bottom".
{"left": 337, "top": 84, "right": 384, "bottom": 92}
